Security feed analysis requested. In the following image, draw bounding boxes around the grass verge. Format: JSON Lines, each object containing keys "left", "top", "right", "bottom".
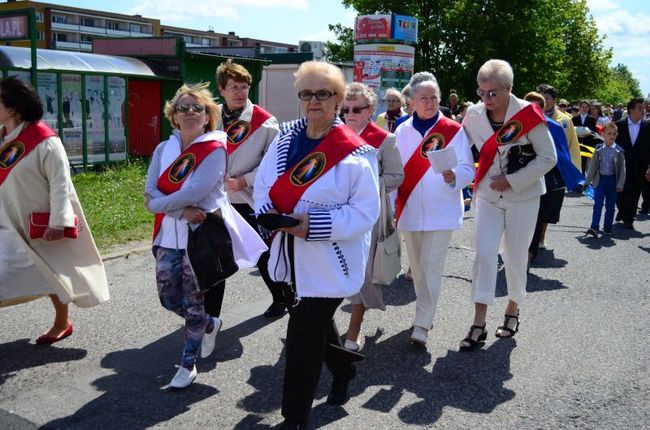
{"left": 72, "top": 159, "right": 152, "bottom": 252}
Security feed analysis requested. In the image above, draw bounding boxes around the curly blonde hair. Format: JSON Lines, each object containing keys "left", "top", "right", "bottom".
{"left": 163, "top": 82, "right": 220, "bottom": 131}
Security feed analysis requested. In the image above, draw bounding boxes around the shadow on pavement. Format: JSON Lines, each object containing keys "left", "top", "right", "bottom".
{"left": 41, "top": 330, "right": 218, "bottom": 430}
{"left": 0, "top": 339, "right": 87, "bottom": 386}
{"left": 382, "top": 278, "right": 416, "bottom": 307}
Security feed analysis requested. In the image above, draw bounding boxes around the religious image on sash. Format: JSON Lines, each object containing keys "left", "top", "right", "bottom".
{"left": 290, "top": 152, "right": 326, "bottom": 186}
{"left": 497, "top": 120, "right": 522, "bottom": 144}
{"left": 0, "top": 141, "right": 25, "bottom": 168}
{"left": 169, "top": 154, "right": 196, "bottom": 183}
{"left": 225, "top": 120, "right": 251, "bottom": 145}
{"left": 420, "top": 133, "right": 445, "bottom": 157}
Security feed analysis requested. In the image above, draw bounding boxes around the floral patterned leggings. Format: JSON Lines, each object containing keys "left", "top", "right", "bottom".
{"left": 155, "top": 246, "right": 213, "bottom": 368}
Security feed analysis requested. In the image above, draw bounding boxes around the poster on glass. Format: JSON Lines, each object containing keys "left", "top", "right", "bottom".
{"left": 108, "top": 76, "right": 126, "bottom": 161}
{"left": 61, "top": 74, "right": 83, "bottom": 164}
{"left": 85, "top": 75, "right": 106, "bottom": 163}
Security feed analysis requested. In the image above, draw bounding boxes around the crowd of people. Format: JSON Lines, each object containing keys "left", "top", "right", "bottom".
{"left": 2, "top": 57, "right": 649, "bottom": 430}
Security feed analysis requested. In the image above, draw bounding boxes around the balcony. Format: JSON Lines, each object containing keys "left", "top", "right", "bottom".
{"left": 51, "top": 22, "right": 79, "bottom": 31}
{"left": 79, "top": 25, "right": 107, "bottom": 35}
{"left": 107, "top": 29, "right": 131, "bottom": 37}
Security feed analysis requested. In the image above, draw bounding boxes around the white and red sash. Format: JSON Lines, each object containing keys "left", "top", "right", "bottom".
{"left": 224, "top": 105, "right": 272, "bottom": 155}
{"left": 360, "top": 121, "right": 389, "bottom": 149}
{"left": 152, "top": 140, "right": 225, "bottom": 240}
{"left": 396, "top": 116, "right": 461, "bottom": 221}
{"left": 474, "top": 104, "right": 546, "bottom": 189}
{"left": 0, "top": 121, "right": 57, "bottom": 187}
{"left": 269, "top": 125, "right": 362, "bottom": 214}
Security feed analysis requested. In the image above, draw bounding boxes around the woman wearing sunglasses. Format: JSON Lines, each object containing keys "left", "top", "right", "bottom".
{"left": 394, "top": 72, "right": 475, "bottom": 348}
{"left": 460, "top": 59, "right": 556, "bottom": 350}
{"left": 254, "top": 61, "right": 380, "bottom": 429}
{"left": 144, "top": 83, "right": 265, "bottom": 389}
{"left": 340, "top": 82, "right": 404, "bottom": 352}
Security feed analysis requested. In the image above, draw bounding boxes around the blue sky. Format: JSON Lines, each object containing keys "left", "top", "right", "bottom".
{"left": 48, "top": 0, "right": 650, "bottom": 97}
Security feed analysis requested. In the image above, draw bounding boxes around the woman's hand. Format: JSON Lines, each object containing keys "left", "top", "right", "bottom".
{"left": 442, "top": 169, "right": 456, "bottom": 184}
{"left": 279, "top": 213, "right": 309, "bottom": 238}
{"left": 43, "top": 227, "right": 65, "bottom": 241}
{"left": 183, "top": 207, "right": 207, "bottom": 224}
{"left": 226, "top": 176, "right": 247, "bottom": 192}
{"left": 489, "top": 174, "right": 511, "bottom": 192}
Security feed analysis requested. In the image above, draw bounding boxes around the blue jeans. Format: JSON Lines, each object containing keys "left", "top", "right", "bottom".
{"left": 591, "top": 175, "right": 617, "bottom": 231}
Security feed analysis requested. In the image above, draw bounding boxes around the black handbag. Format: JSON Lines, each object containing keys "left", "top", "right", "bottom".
{"left": 186, "top": 209, "right": 239, "bottom": 291}
{"left": 506, "top": 143, "right": 536, "bottom": 174}
{"left": 544, "top": 166, "right": 565, "bottom": 191}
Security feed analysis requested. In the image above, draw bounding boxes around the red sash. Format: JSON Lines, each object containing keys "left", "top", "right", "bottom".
{"left": 269, "top": 125, "right": 363, "bottom": 214}
{"left": 152, "top": 140, "right": 225, "bottom": 240}
{"left": 474, "top": 104, "right": 545, "bottom": 190}
{"left": 0, "top": 121, "right": 57, "bottom": 187}
{"left": 224, "top": 105, "right": 272, "bottom": 155}
{"left": 396, "top": 116, "right": 461, "bottom": 221}
{"left": 360, "top": 121, "right": 389, "bottom": 148}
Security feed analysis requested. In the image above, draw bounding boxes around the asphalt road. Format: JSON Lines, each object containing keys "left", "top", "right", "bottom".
{"left": 1, "top": 193, "right": 648, "bottom": 429}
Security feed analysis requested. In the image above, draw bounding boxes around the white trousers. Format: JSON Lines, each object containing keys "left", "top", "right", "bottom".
{"left": 472, "top": 196, "right": 540, "bottom": 306}
{"left": 403, "top": 230, "right": 453, "bottom": 330}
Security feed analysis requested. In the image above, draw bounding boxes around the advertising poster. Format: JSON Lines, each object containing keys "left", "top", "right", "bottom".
{"left": 392, "top": 15, "right": 418, "bottom": 45}
{"left": 85, "top": 75, "right": 106, "bottom": 163}
{"left": 353, "top": 43, "right": 415, "bottom": 111}
{"left": 37, "top": 73, "right": 58, "bottom": 130}
{"left": 354, "top": 15, "right": 392, "bottom": 42}
{"left": 107, "top": 76, "right": 126, "bottom": 161}
{"left": 61, "top": 74, "right": 83, "bottom": 164}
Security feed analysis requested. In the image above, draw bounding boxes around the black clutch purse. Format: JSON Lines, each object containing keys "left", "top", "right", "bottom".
{"left": 257, "top": 213, "right": 299, "bottom": 230}
{"left": 506, "top": 143, "right": 536, "bottom": 174}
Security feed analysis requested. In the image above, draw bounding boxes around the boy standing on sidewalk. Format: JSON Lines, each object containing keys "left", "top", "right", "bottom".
{"left": 584, "top": 122, "right": 626, "bottom": 236}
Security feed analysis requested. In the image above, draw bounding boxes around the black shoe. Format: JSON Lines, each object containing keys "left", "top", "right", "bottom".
{"left": 280, "top": 419, "right": 306, "bottom": 429}
{"left": 263, "top": 301, "right": 286, "bottom": 318}
{"left": 603, "top": 228, "right": 612, "bottom": 235}
{"left": 622, "top": 223, "right": 635, "bottom": 230}
{"left": 615, "top": 213, "right": 623, "bottom": 222}
{"left": 327, "top": 365, "right": 356, "bottom": 406}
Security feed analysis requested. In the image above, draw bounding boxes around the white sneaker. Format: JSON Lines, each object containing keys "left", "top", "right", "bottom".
{"left": 170, "top": 365, "right": 197, "bottom": 389}
{"left": 200, "top": 317, "right": 222, "bottom": 358}
{"left": 344, "top": 339, "right": 360, "bottom": 352}
{"left": 410, "top": 326, "right": 428, "bottom": 346}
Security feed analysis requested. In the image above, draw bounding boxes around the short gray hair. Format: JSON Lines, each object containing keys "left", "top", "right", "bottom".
{"left": 344, "top": 82, "right": 378, "bottom": 107}
{"left": 384, "top": 87, "right": 404, "bottom": 104}
{"left": 408, "top": 72, "right": 440, "bottom": 96}
{"left": 401, "top": 84, "right": 411, "bottom": 99}
{"left": 477, "top": 59, "right": 514, "bottom": 89}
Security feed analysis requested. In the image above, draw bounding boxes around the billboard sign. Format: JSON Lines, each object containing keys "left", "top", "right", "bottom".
{"left": 355, "top": 15, "right": 392, "bottom": 42}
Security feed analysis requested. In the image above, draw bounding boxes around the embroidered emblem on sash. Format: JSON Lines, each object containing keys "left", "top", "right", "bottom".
{"left": 169, "top": 153, "right": 196, "bottom": 183}
{"left": 290, "top": 152, "right": 326, "bottom": 186}
{"left": 0, "top": 140, "right": 25, "bottom": 169}
{"left": 420, "top": 133, "right": 445, "bottom": 158}
{"left": 496, "top": 120, "right": 523, "bottom": 144}
{"left": 225, "top": 120, "right": 252, "bottom": 145}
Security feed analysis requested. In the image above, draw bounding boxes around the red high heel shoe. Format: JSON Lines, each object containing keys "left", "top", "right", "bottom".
{"left": 36, "top": 324, "right": 73, "bottom": 345}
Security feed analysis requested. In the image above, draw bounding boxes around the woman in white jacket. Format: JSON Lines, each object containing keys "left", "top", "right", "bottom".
{"left": 394, "top": 72, "right": 475, "bottom": 348}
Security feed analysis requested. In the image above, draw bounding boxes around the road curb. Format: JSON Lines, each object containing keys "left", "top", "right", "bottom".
{"left": 101, "top": 244, "right": 151, "bottom": 261}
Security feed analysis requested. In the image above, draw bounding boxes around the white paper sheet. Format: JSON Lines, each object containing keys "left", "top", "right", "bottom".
{"left": 426, "top": 146, "right": 457, "bottom": 174}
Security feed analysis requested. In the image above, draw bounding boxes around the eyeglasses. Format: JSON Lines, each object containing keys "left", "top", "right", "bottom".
{"left": 476, "top": 88, "right": 500, "bottom": 99}
{"left": 175, "top": 103, "right": 206, "bottom": 113}
{"left": 342, "top": 105, "right": 369, "bottom": 114}
{"left": 385, "top": 98, "right": 401, "bottom": 103}
{"left": 225, "top": 83, "right": 250, "bottom": 92}
{"left": 298, "top": 90, "right": 336, "bottom": 101}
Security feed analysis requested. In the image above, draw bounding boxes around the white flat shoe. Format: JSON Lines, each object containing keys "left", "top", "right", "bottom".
{"left": 344, "top": 339, "right": 360, "bottom": 351}
{"left": 170, "top": 365, "right": 197, "bottom": 389}
{"left": 200, "top": 317, "right": 222, "bottom": 358}
{"left": 410, "top": 326, "right": 428, "bottom": 347}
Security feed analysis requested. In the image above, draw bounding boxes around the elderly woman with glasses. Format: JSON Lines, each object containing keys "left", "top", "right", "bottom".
{"left": 340, "top": 82, "right": 404, "bottom": 352}
{"left": 460, "top": 59, "right": 556, "bottom": 350}
{"left": 376, "top": 87, "right": 408, "bottom": 132}
{"left": 394, "top": 72, "right": 475, "bottom": 348}
{"left": 254, "top": 61, "right": 379, "bottom": 429}
{"left": 145, "top": 83, "right": 265, "bottom": 389}
{"left": 212, "top": 60, "right": 284, "bottom": 320}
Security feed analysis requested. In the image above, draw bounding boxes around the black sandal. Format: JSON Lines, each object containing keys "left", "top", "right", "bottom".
{"left": 495, "top": 312, "right": 520, "bottom": 338}
{"left": 459, "top": 324, "right": 487, "bottom": 351}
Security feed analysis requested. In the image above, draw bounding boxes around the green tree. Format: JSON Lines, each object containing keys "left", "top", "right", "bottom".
{"left": 592, "top": 64, "right": 643, "bottom": 104}
{"left": 324, "top": 24, "right": 354, "bottom": 63}
{"left": 333, "top": 0, "right": 614, "bottom": 102}
{"left": 610, "top": 63, "right": 642, "bottom": 97}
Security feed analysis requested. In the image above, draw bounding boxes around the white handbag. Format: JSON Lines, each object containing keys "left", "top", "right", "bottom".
{"left": 371, "top": 184, "right": 401, "bottom": 285}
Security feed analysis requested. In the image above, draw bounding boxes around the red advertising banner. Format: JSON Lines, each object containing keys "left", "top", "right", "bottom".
{"left": 0, "top": 15, "right": 28, "bottom": 40}
{"left": 355, "top": 15, "right": 392, "bottom": 41}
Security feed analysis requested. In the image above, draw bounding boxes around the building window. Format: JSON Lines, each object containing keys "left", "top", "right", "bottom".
{"left": 80, "top": 34, "right": 93, "bottom": 42}
{"left": 201, "top": 38, "right": 210, "bottom": 46}
{"left": 36, "top": 11, "right": 44, "bottom": 22}
{"left": 80, "top": 17, "right": 95, "bottom": 27}
{"left": 52, "top": 15, "right": 67, "bottom": 24}
{"left": 36, "top": 31, "right": 44, "bottom": 41}
{"left": 129, "top": 23, "right": 141, "bottom": 33}
{"left": 54, "top": 33, "right": 67, "bottom": 42}
{"left": 106, "top": 20, "right": 119, "bottom": 30}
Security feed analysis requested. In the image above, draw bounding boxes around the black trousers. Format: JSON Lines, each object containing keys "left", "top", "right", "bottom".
{"left": 282, "top": 297, "right": 348, "bottom": 425}
{"left": 616, "top": 177, "right": 644, "bottom": 225}
{"left": 641, "top": 180, "right": 649, "bottom": 212}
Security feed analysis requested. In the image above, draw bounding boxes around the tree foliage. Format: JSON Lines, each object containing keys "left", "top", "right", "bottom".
{"left": 593, "top": 64, "right": 643, "bottom": 104}
{"left": 324, "top": 24, "right": 354, "bottom": 63}
{"left": 333, "top": 0, "right": 620, "bottom": 102}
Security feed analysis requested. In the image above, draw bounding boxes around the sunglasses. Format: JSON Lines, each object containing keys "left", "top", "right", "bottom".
{"left": 175, "top": 103, "right": 205, "bottom": 113}
{"left": 342, "top": 105, "right": 369, "bottom": 114}
{"left": 476, "top": 88, "right": 500, "bottom": 99}
{"left": 298, "top": 90, "right": 336, "bottom": 101}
